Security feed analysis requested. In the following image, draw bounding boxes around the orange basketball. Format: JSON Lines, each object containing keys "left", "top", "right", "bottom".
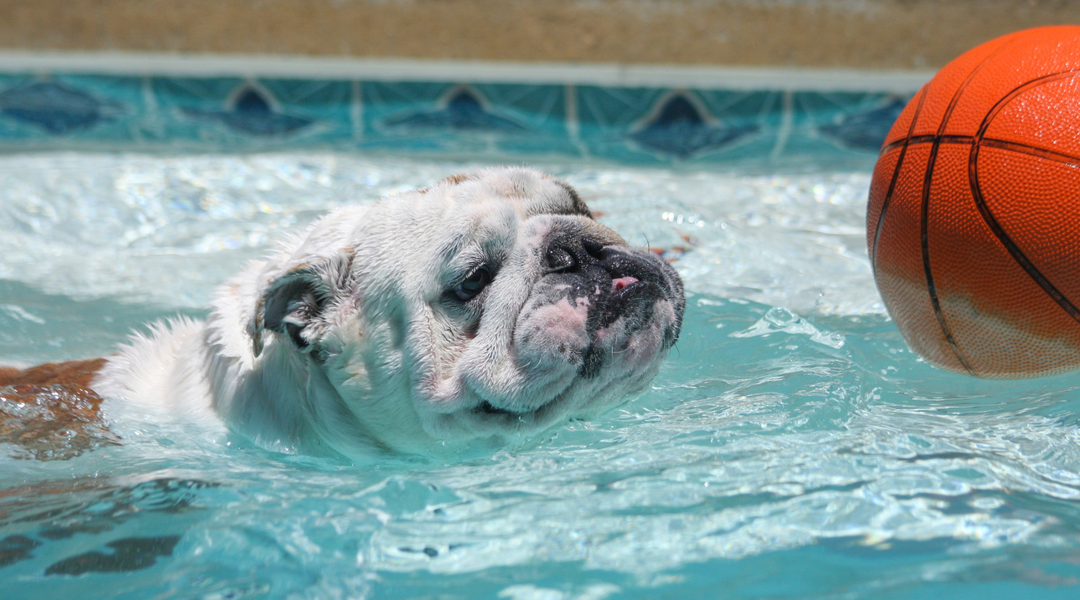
{"left": 868, "top": 25, "right": 1080, "bottom": 378}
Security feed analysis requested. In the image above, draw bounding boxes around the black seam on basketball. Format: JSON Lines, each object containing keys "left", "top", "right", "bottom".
{"left": 882, "top": 135, "right": 975, "bottom": 153}
{"left": 880, "top": 139, "right": 905, "bottom": 154}
{"left": 918, "top": 54, "right": 1004, "bottom": 377}
{"left": 980, "top": 138, "right": 1080, "bottom": 170}
{"left": 969, "top": 70, "right": 1080, "bottom": 326}
{"left": 871, "top": 86, "right": 928, "bottom": 272}
{"left": 921, "top": 141, "right": 976, "bottom": 376}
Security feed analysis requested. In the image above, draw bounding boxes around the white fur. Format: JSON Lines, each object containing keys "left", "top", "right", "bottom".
{"left": 94, "top": 167, "right": 683, "bottom": 459}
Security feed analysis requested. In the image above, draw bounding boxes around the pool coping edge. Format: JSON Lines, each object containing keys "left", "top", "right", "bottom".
{"left": 0, "top": 51, "right": 934, "bottom": 93}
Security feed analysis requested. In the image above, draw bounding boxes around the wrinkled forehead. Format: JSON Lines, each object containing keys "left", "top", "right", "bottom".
{"left": 342, "top": 168, "right": 598, "bottom": 284}
{"left": 431, "top": 168, "right": 593, "bottom": 219}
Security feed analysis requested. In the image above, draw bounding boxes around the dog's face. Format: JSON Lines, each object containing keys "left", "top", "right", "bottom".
{"left": 230, "top": 168, "right": 684, "bottom": 456}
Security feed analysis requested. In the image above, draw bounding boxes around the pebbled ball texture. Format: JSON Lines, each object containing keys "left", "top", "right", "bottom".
{"left": 868, "top": 25, "right": 1080, "bottom": 378}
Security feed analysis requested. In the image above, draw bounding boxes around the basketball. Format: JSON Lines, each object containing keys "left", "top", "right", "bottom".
{"left": 868, "top": 25, "right": 1080, "bottom": 378}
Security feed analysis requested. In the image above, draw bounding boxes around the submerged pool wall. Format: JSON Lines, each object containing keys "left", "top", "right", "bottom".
{"left": 0, "top": 0, "right": 1073, "bottom": 165}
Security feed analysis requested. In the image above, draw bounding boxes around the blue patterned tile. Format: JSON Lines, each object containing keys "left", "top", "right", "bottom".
{"left": 183, "top": 86, "right": 314, "bottom": 136}
{"left": 362, "top": 82, "right": 576, "bottom": 157}
{"left": 4, "top": 75, "right": 159, "bottom": 147}
{"left": 259, "top": 78, "right": 354, "bottom": 143}
{"left": 817, "top": 96, "right": 907, "bottom": 152}
{"left": 774, "top": 91, "right": 912, "bottom": 164}
{"left": 0, "top": 65, "right": 911, "bottom": 167}
{"left": 149, "top": 77, "right": 351, "bottom": 148}
{"left": 0, "top": 74, "right": 150, "bottom": 144}
{"left": 148, "top": 76, "right": 253, "bottom": 144}
{"left": 629, "top": 94, "right": 758, "bottom": 158}
{"left": 576, "top": 86, "right": 779, "bottom": 164}
{"left": 575, "top": 86, "right": 673, "bottom": 162}
{"left": 473, "top": 83, "right": 577, "bottom": 156}
{"left": 0, "top": 80, "right": 122, "bottom": 134}
{"left": 384, "top": 88, "right": 527, "bottom": 133}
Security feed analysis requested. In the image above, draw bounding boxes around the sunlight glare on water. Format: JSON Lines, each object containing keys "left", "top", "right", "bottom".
{"left": 2, "top": 153, "right": 1080, "bottom": 600}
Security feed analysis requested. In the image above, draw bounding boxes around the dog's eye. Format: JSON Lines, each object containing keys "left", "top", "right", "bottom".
{"left": 455, "top": 265, "right": 491, "bottom": 301}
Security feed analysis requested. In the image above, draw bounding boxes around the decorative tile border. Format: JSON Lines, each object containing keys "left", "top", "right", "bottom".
{"left": 0, "top": 53, "right": 930, "bottom": 165}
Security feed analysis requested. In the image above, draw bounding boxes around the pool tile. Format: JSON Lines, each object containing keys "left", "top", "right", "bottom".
{"left": 0, "top": 67, "right": 913, "bottom": 166}
{"left": 0, "top": 81, "right": 120, "bottom": 134}
{"left": 150, "top": 77, "right": 352, "bottom": 149}
{"left": 361, "top": 81, "right": 577, "bottom": 158}
{"left": 0, "top": 74, "right": 146, "bottom": 144}
{"left": 786, "top": 91, "right": 913, "bottom": 161}
{"left": 815, "top": 94, "right": 909, "bottom": 152}
{"left": 575, "top": 86, "right": 783, "bottom": 164}
{"left": 182, "top": 87, "right": 315, "bottom": 136}
{"left": 628, "top": 95, "right": 759, "bottom": 158}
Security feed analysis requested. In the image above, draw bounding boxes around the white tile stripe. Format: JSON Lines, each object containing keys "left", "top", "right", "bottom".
{"left": 0, "top": 51, "right": 934, "bottom": 93}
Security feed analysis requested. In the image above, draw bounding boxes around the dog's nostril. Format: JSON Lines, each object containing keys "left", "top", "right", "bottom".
{"left": 546, "top": 246, "right": 577, "bottom": 273}
{"left": 582, "top": 237, "right": 605, "bottom": 260}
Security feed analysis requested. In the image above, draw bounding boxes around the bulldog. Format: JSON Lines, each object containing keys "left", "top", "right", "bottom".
{"left": 1, "top": 167, "right": 684, "bottom": 459}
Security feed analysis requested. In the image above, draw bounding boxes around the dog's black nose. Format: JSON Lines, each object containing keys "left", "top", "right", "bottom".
{"left": 544, "top": 236, "right": 606, "bottom": 274}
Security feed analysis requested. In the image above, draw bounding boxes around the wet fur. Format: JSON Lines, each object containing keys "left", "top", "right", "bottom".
{"left": 7, "top": 168, "right": 685, "bottom": 460}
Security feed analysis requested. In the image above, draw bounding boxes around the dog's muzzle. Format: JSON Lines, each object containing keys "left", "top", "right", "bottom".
{"left": 538, "top": 233, "right": 684, "bottom": 372}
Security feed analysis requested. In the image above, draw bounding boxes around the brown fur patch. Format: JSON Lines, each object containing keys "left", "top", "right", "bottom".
{"left": 0, "top": 367, "right": 18, "bottom": 384}
{"left": 0, "top": 358, "right": 116, "bottom": 460}
{"left": 0, "top": 358, "right": 107, "bottom": 388}
{"left": 439, "top": 173, "right": 473, "bottom": 186}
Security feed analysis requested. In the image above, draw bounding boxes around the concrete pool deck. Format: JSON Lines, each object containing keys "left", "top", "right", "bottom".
{"left": 0, "top": 0, "right": 1075, "bottom": 70}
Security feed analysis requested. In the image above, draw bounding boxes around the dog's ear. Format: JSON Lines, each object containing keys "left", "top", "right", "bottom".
{"left": 249, "top": 256, "right": 352, "bottom": 357}
{"left": 261, "top": 268, "right": 325, "bottom": 354}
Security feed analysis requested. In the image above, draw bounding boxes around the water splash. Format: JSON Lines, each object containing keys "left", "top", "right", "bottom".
{"left": 730, "top": 306, "right": 846, "bottom": 349}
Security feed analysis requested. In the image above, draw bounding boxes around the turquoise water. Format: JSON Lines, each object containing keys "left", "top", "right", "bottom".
{"left": 3, "top": 154, "right": 1080, "bottom": 599}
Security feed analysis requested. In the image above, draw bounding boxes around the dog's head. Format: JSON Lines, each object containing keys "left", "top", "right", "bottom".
{"left": 223, "top": 167, "right": 683, "bottom": 456}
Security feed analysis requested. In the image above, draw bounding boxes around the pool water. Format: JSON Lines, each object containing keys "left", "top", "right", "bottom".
{"left": 3, "top": 153, "right": 1080, "bottom": 599}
